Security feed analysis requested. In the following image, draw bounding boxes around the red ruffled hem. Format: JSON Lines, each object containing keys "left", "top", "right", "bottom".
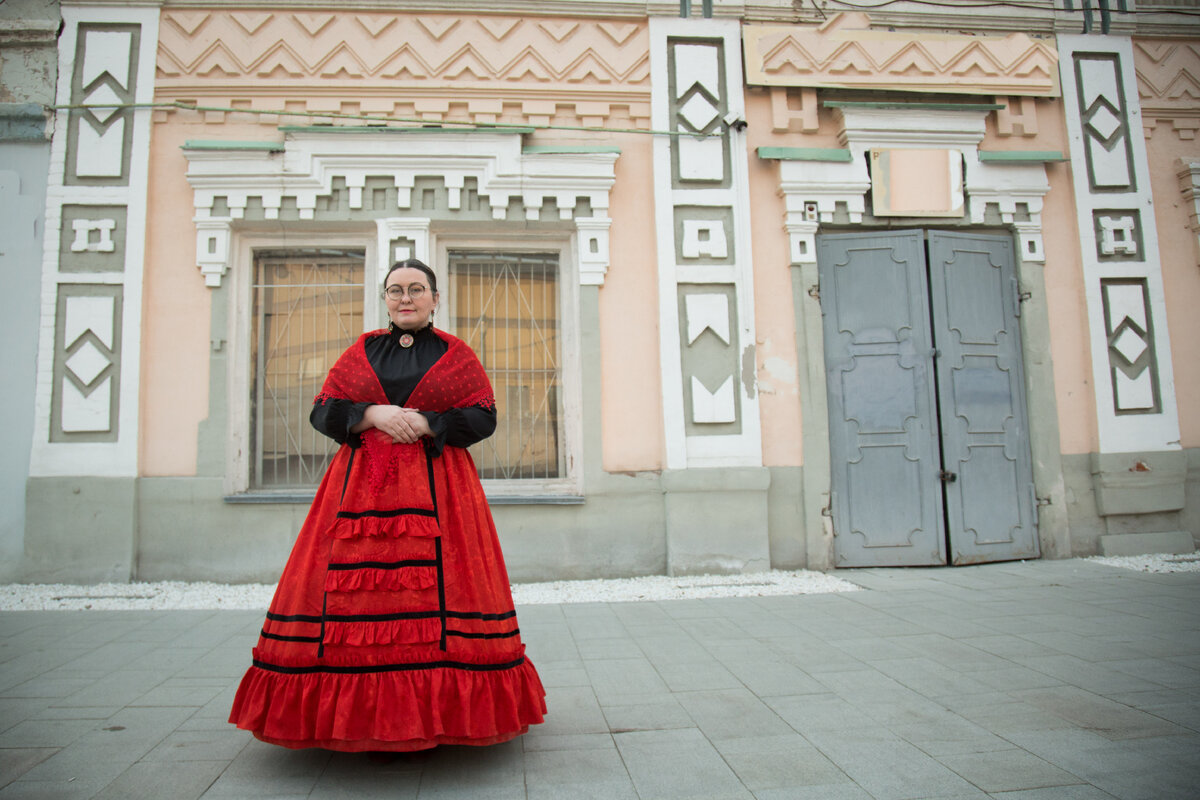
{"left": 322, "top": 617, "right": 441, "bottom": 646}
{"left": 252, "top": 727, "right": 527, "bottom": 752}
{"left": 332, "top": 515, "right": 440, "bottom": 540}
{"left": 325, "top": 566, "right": 438, "bottom": 592}
{"left": 228, "top": 658, "right": 546, "bottom": 752}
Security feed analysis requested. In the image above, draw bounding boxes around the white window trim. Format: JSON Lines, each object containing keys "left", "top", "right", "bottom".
{"left": 434, "top": 231, "right": 584, "bottom": 500}
{"left": 225, "top": 228, "right": 378, "bottom": 496}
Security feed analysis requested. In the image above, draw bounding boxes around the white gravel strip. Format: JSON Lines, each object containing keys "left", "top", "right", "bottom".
{"left": 1085, "top": 552, "right": 1200, "bottom": 574}
{"left": 0, "top": 569, "right": 860, "bottom": 611}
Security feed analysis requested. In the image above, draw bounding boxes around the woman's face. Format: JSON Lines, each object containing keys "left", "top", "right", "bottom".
{"left": 384, "top": 267, "right": 438, "bottom": 331}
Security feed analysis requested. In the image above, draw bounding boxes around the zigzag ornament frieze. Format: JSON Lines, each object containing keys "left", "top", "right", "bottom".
{"left": 156, "top": 11, "right": 650, "bottom": 127}
{"left": 743, "top": 13, "right": 1059, "bottom": 97}
{"left": 1133, "top": 39, "right": 1200, "bottom": 140}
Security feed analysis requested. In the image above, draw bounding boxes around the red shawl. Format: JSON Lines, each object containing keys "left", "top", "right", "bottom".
{"left": 315, "top": 328, "right": 495, "bottom": 487}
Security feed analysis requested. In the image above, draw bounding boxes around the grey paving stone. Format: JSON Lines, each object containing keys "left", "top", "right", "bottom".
{"left": 35, "top": 705, "right": 123, "bottom": 720}
{"left": 93, "top": 759, "right": 227, "bottom": 800}
{"left": 525, "top": 746, "right": 638, "bottom": 799}
{"left": 655, "top": 659, "right": 743, "bottom": 692}
{"left": 0, "top": 718, "right": 95, "bottom": 749}
{"left": 413, "top": 740, "right": 525, "bottom": 800}
{"left": 763, "top": 692, "right": 878, "bottom": 734}
{"left": 0, "top": 699, "right": 51, "bottom": 732}
{"left": 1102, "top": 657, "right": 1200, "bottom": 689}
{"left": 0, "top": 776, "right": 111, "bottom": 800}
{"left": 868, "top": 657, "right": 996, "bottom": 699}
{"left": 613, "top": 728, "right": 752, "bottom": 799}
{"left": 306, "top": 770, "right": 421, "bottom": 800}
{"left": 532, "top": 662, "right": 589, "bottom": 688}
{"left": 988, "top": 787, "right": 1120, "bottom": 800}
{"left": 574, "top": 636, "right": 644, "bottom": 661}
{"left": 141, "top": 728, "right": 251, "bottom": 762}
{"left": 522, "top": 732, "right": 615, "bottom": 751}
{"left": 965, "top": 665, "right": 1065, "bottom": 693}
{"left": 941, "top": 693, "right": 1078, "bottom": 735}
{"left": 752, "top": 785, "right": 875, "bottom": 800}
{"left": 0, "top": 749, "right": 57, "bottom": 786}
{"left": 712, "top": 733, "right": 848, "bottom": 790}
{"left": 0, "top": 677, "right": 93, "bottom": 700}
{"left": 803, "top": 726, "right": 983, "bottom": 800}
{"left": 201, "top": 737, "right": 330, "bottom": 798}
{"left": 1013, "top": 686, "right": 1187, "bottom": 740}
{"left": 600, "top": 697, "right": 694, "bottom": 733}
{"left": 935, "top": 748, "right": 1082, "bottom": 792}
{"left": 524, "top": 685, "right": 607, "bottom": 736}
{"left": 1138, "top": 700, "right": 1200, "bottom": 731}
{"left": 582, "top": 657, "right": 670, "bottom": 703}
{"left": 706, "top": 643, "right": 826, "bottom": 697}
{"left": 130, "top": 683, "right": 226, "bottom": 708}
{"left": 57, "top": 670, "right": 168, "bottom": 709}
{"left": 888, "top": 712, "right": 1015, "bottom": 757}
{"left": 674, "top": 688, "right": 794, "bottom": 740}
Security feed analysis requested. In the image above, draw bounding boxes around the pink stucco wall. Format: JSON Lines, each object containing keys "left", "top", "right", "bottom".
{"left": 599, "top": 132, "right": 665, "bottom": 472}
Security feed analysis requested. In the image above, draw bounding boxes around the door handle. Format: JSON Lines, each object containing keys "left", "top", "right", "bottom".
{"left": 938, "top": 470, "right": 957, "bottom": 483}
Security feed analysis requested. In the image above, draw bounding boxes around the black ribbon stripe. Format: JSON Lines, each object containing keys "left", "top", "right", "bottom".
{"left": 266, "top": 612, "right": 322, "bottom": 623}
{"left": 261, "top": 630, "right": 321, "bottom": 644}
{"left": 252, "top": 656, "right": 525, "bottom": 675}
{"left": 446, "top": 628, "right": 520, "bottom": 640}
{"left": 335, "top": 507, "right": 437, "bottom": 520}
{"left": 268, "top": 609, "right": 516, "bottom": 623}
{"left": 327, "top": 559, "right": 438, "bottom": 571}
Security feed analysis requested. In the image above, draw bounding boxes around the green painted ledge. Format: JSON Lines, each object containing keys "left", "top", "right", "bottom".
{"left": 823, "top": 100, "right": 1005, "bottom": 112}
{"left": 978, "top": 150, "right": 1067, "bottom": 163}
{"left": 757, "top": 146, "right": 852, "bottom": 162}
{"left": 523, "top": 145, "right": 622, "bottom": 155}
{"left": 277, "top": 125, "right": 536, "bottom": 135}
{"left": 182, "top": 140, "right": 283, "bottom": 151}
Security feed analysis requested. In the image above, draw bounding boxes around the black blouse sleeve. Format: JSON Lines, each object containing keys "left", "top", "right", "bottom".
{"left": 310, "top": 399, "right": 373, "bottom": 448}
{"left": 419, "top": 405, "right": 498, "bottom": 457}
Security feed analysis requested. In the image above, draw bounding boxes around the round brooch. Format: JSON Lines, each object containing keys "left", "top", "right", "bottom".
{"left": 399, "top": 333, "right": 414, "bottom": 348}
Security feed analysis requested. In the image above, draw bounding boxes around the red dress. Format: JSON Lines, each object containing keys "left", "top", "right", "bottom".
{"left": 229, "top": 328, "right": 546, "bottom": 751}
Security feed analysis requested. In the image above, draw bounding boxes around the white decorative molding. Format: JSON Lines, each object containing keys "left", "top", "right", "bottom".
{"left": 1097, "top": 214, "right": 1139, "bottom": 256}
{"left": 681, "top": 219, "right": 728, "bottom": 259}
{"left": 685, "top": 293, "right": 730, "bottom": 345}
{"left": 964, "top": 156, "right": 1051, "bottom": 264}
{"left": 691, "top": 376, "right": 736, "bottom": 424}
{"left": 70, "top": 219, "right": 117, "bottom": 252}
{"left": 651, "top": 17, "right": 762, "bottom": 469}
{"left": 376, "top": 218, "right": 431, "bottom": 281}
{"left": 1059, "top": 34, "right": 1181, "bottom": 455}
{"left": 574, "top": 216, "right": 612, "bottom": 286}
{"left": 184, "top": 131, "right": 617, "bottom": 287}
{"left": 31, "top": 4, "right": 160, "bottom": 477}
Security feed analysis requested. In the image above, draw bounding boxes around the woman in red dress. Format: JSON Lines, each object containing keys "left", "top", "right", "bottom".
{"left": 229, "top": 259, "right": 546, "bottom": 751}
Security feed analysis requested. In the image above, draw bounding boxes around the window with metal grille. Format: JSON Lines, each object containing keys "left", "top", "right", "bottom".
{"left": 250, "top": 248, "right": 364, "bottom": 488}
{"left": 448, "top": 251, "right": 562, "bottom": 480}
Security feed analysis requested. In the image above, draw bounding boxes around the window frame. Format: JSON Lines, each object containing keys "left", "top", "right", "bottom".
{"left": 434, "top": 231, "right": 583, "bottom": 499}
{"left": 223, "top": 227, "right": 582, "bottom": 500}
{"left": 225, "top": 228, "right": 379, "bottom": 497}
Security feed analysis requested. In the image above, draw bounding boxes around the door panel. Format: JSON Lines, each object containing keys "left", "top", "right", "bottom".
{"left": 928, "top": 231, "right": 1039, "bottom": 564}
{"left": 818, "top": 231, "right": 947, "bottom": 567}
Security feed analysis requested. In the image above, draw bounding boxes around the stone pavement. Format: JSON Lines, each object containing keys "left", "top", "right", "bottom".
{"left": 1, "top": 559, "right": 1198, "bottom": 800}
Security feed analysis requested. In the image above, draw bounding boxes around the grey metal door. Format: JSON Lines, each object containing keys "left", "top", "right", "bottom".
{"left": 818, "top": 230, "right": 947, "bottom": 567}
{"left": 928, "top": 231, "right": 1039, "bottom": 564}
{"left": 818, "top": 229, "right": 1038, "bottom": 567}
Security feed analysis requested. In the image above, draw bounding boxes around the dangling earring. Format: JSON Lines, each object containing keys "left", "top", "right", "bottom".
{"left": 388, "top": 319, "right": 395, "bottom": 334}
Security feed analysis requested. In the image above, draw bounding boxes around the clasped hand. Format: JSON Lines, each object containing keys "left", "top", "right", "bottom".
{"left": 363, "top": 404, "right": 432, "bottom": 444}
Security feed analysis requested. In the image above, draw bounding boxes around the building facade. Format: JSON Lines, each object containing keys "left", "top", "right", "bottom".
{"left": 19, "top": 0, "right": 1200, "bottom": 583}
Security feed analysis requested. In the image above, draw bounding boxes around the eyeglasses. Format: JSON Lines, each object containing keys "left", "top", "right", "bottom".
{"left": 382, "top": 284, "right": 428, "bottom": 301}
